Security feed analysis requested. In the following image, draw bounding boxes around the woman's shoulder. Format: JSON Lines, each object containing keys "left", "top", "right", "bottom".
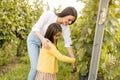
{"left": 43, "top": 10, "right": 55, "bottom": 16}
{"left": 61, "top": 24, "right": 70, "bottom": 31}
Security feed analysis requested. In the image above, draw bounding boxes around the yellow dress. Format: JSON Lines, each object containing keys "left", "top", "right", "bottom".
{"left": 37, "top": 41, "right": 75, "bottom": 74}
{"left": 35, "top": 41, "right": 75, "bottom": 80}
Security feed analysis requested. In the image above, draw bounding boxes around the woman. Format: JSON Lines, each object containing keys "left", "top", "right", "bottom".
{"left": 35, "top": 23, "right": 75, "bottom": 80}
{"left": 27, "top": 6, "right": 77, "bottom": 80}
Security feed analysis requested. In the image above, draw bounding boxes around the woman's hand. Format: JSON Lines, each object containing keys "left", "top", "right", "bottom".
{"left": 41, "top": 38, "right": 50, "bottom": 49}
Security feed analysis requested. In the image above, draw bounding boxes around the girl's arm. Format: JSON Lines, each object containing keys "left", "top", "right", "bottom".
{"left": 47, "top": 42, "right": 75, "bottom": 63}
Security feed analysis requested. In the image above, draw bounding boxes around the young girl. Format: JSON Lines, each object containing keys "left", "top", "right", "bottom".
{"left": 35, "top": 23, "right": 75, "bottom": 80}
{"left": 27, "top": 6, "right": 77, "bottom": 80}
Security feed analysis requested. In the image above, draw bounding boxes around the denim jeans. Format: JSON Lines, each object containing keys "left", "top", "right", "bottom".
{"left": 27, "top": 31, "right": 41, "bottom": 80}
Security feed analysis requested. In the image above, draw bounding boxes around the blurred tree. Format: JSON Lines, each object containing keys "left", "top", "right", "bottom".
{"left": 72, "top": 0, "right": 120, "bottom": 79}
{"left": 0, "top": 0, "right": 44, "bottom": 65}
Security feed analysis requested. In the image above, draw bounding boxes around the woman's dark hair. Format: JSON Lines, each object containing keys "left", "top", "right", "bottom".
{"left": 44, "top": 23, "right": 62, "bottom": 43}
{"left": 56, "top": 6, "right": 77, "bottom": 25}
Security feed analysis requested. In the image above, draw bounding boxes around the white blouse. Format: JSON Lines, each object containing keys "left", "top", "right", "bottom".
{"left": 32, "top": 11, "right": 72, "bottom": 47}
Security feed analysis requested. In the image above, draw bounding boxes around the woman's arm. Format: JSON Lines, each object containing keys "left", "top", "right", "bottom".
{"left": 66, "top": 47, "right": 75, "bottom": 58}
{"left": 34, "top": 31, "right": 50, "bottom": 49}
{"left": 61, "top": 26, "right": 75, "bottom": 58}
{"left": 32, "top": 11, "right": 52, "bottom": 48}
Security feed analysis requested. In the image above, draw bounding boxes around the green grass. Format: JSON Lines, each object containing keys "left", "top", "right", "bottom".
{"left": 0, "top": 63, "right": 30, "bottom": 80}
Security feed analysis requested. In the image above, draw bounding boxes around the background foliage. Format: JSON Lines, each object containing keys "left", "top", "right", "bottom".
{"left": 73, "top": 0, "right": 120, "bottom": 79}
{"left": 0, "top": 0, "right": 43, "bottom": 66}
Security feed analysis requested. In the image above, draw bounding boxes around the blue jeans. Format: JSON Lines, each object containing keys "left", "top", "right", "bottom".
{"left": 27, "top": 31, "right": 41, "bottom": 80}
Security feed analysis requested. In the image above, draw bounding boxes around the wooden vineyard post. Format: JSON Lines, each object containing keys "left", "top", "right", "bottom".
{"left": 88, "top": 0, "right": 109, "bottom": 80}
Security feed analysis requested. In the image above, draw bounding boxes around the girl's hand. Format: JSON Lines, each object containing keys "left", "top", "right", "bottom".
{"left": 71, "top": 63, "right": 77, "bottom": 73}
{"left": 41, "top": 38, "right": 50, "bottom": 49}
{"left": 71, "top": 65, "right": 77, "bottom": 73}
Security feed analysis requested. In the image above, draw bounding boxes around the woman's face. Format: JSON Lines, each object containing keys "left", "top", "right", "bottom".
{"left": 54, "top": 32, "right": 61, "bottom": 41}
{"left": 62, "top": 15, "right": 75, "bottom": 26}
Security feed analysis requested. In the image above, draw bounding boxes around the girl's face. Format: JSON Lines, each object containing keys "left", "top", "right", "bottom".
{"left": 62, "top": 15, "right": 75, "bottom": 26}
{"left": 54, "top": 32, "right": 62, "bottom": 41}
